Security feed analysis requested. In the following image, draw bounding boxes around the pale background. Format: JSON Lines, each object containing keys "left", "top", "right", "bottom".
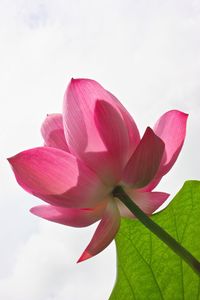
{"left": 0, "top": 0, "right": 200, "bottom": 299}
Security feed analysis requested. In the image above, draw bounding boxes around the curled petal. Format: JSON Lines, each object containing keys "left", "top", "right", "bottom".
{"left": 41, "top": 114, "right": 69, "bottom": 152}
{"left": 63, "top": 78, "right": 140, "bottom": 185}
{"left": 117, "top": 190, "right": 169, "bottom": 218}
{"left": 30, "top": 200, "right": 107, "bottom": 227}
{"left": 122, "top": 127, "right": 165, "bottom": 188}
{"left": 77, "top": 199, "right": 120, "bottom": 262}
{"left": 154, "top": 110, "right": 188, "bottom": 176}
{"left": 8, "top": 147, "right": 109, "bottom": 208}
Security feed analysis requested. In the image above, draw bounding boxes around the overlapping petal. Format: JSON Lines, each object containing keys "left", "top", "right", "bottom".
{"left": 41, "top": 113, "right": 69, "bottom": 152}
{"left": 140, "top": 110, "right": 188, "bottom": 192}
{"left": 8, "top": 147, "right": 109, "bottom": 208}
{"left": 63, "top": 78, "right": 140, "bottom": 185}
{"left": 122, "top": 127, "right": 165, "bottom": 188}
{"left": 8, "top": 77, "right": 188, "bottom": 263}
{"left": 93, "top": 100, "right": 129, "bottom": 184}
{"left": 117, "top": 190, "right": 169, "bottom": 218}
{"left": 77, "top": 199, "right": 120, "bottom": 262}
{"left": 107, "top": 91, "right": 140, "bottom": 157}
{"left": 138, "top": 177, "right": 162, "bottom": 193}
{"left": 30, "top": 200, "right": 107, "bottom": 227}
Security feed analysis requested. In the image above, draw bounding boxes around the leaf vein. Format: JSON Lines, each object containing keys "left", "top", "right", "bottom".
{"left": 126, "top": 235, "right": 164, "bottom": 300}
{"left": 118, "top": 256, "right": 136, "bottom": 299}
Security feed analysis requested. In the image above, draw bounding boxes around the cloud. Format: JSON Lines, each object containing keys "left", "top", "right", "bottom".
{"left": 0, "top": 0, "right": 200, "bottom": 299}
{"left": 0, "top": 221, "right": 116, "bottom": 300}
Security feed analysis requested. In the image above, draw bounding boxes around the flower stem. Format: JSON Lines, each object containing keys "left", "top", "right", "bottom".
{"left": 112, "top": 185, "right": 200, "bottom": 276}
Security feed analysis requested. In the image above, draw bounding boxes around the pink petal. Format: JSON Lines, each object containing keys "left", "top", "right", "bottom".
{"left": 139, "top": 111, "right": 188, "bottom": 192}
{"left": 41, "top": 114, "right": 69, "bottom": 152}
{"left": 94, "top": 100, "right": 129, "bottom": 184}
{"left": 107, "top": 91, "right": 140, "bottom": 157}
{"left": 154, "top": 110, "right": 188, "bottom": 176}
{"left": 77, "top": 199, "right": 120, "bottom": 262}
{"left": 138, "top": 177, "right": 162, "bottom": 193}
{"left": 117, "top": 190, "right": 169, "bottom": 218}
{"left": 30, "top": 200, "right": 107, "bottom": 227}
{"left": 122, "top": 127, "right": 165, "bottom": 188}
{"left": 63, "top": 78, "right": 140, "bottom": 185}
{"left": 8, "top": 147, "right": 109, "bottom": 208}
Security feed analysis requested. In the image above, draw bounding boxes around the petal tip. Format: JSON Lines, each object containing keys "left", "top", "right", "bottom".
{"left": 7, "top": 157, "right": 11, "bottom": 163}
{"left": 29, "top": 207, "right": 38, "bottom": 216}
{"left": 68, "top": 78, "right": 83, "bottom": 91}
{"left": 166, "top": 109, "right": 189, "bottom": 119}
{"left": 175, "top": 110, "right": 189, "bottom": 119}
{"left": 7, "top": 155, "right": 15, "bottom": 165}
{"left": 145, "top": 127, "right": 165, "bottom": 147}
{"left": 164, "top": 192, "right": 170, "bottom": 199}
{"left": 77, "top": 251, "right": 92, "bottom": 263}
{"left": 146, "top": 126, "right": 153, "bottom": 133}
{"left": 29, "top": 206, "right": 46, "bottom": 219}
{"left": 70, "top": 78, "right": 83, "bottom": 85}
{"left": 183, "top": 112, "right": 189, "bottom": 118}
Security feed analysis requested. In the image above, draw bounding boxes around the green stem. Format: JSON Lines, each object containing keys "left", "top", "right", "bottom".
{"left": 112, "top": 185, "right": 200, "bottom": 276}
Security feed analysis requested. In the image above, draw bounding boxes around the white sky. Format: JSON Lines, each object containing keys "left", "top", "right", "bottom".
{"left": 0, "top": 0, "right": 200, "bottom": 299}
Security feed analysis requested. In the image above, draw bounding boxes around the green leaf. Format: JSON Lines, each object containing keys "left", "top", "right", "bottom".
{"left": 110, "top": 181, "right": 200, "bottom": 300}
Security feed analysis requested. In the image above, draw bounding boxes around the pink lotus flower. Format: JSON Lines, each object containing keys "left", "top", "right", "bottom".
{"left": 8, "top": 79, "right": 188, "bottom": 262}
